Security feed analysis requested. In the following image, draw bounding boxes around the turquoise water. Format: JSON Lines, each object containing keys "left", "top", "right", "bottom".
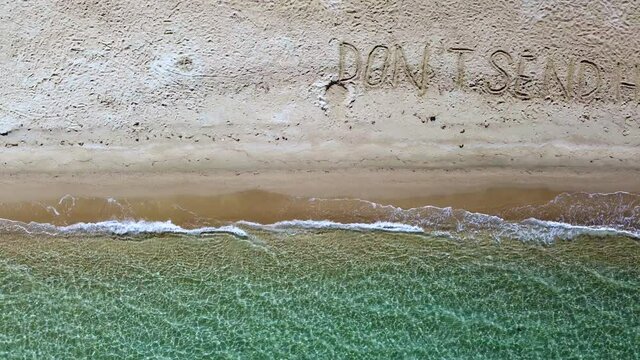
{"left": 1, "top": 231, "right": 638, "bottom": 359}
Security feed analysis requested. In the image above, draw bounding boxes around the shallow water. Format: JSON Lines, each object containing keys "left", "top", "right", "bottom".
{"left": 1, "top": 191, "right": 639, "bottom": 358}
{"left": 1, "top": 230, "right": 639, "bottom": 359}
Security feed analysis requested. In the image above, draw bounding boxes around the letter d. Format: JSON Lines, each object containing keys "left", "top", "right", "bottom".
{"left": 338, "top": 42, "right": 361, "bottom": 82}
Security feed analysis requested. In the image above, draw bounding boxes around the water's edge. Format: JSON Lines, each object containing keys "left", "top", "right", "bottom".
{"left": 1, "top": 191, "right": 639, "bottom": 243}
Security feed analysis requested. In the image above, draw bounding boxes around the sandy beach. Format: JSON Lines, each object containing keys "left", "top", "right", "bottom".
{"left": 2, "top": 2, "right": 640, "bottom": 358}
{"left": 1, "top": 0, "right": 639, "bottom": 246}
{"left": 1, "top": 0, "right": 638, "bottom": 185}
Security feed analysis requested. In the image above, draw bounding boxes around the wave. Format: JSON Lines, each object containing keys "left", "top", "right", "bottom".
{"left": 0, "top": 219, "right": 249, "bottom": 238}
{"left": 0, "top": 191, "right": 639, "bottom": 243}
{"left": 0, "top": 219, "right": 423, "bottom": 238}
{"left": 0, "top": 217, "right": 638, "bottom": 243}
{"left": 238, "top": 220, "right": 425, "bottom": 233}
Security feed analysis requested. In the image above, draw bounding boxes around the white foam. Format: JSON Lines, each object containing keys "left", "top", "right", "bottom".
{"left": 0, "top": 219, "right": 248, "bottom": 238}
{"left": 58, "top": 194, "right": 76, "bottom": 206}
{"left": 520, "top": 218, "right": 640, "bottom": 240}
{"left": 1, "top": 209, "right": 639, "bottom": 243}
{"left": 240, "top": 220, "right": 424, "bottom": 234}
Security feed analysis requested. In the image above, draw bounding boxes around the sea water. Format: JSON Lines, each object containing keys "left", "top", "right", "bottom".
{"left": 0, "top": 192, "right": 639, "bottom": 358}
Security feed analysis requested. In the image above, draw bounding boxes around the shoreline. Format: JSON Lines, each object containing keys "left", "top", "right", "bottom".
{"left": 1, "top": 167, "right": 639, "bottom": 242}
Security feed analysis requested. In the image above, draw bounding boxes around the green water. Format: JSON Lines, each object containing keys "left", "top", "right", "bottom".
{"left": 1, "top": 231, "right": 639, "bottom": 359}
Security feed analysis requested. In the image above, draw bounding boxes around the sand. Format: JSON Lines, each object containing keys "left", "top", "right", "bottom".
{"left": 1, "top": 168, "right": 639, "bottom": 214}
{"left": 1, "top": 1, "right": 639, "bottom": 203}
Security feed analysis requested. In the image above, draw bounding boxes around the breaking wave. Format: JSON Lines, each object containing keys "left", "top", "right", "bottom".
{"left": 0, "top": 219, "right": 249, "bottom": 238}
{"left": 0, "top": 191, "right": 639, "bottom": 243}
{"left": 238, "top": 220, "right": 425, "bottom": 234}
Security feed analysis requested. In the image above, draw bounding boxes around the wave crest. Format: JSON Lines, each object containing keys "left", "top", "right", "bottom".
{"left": 0, "top": 219, "right": 248, "bottom": 238}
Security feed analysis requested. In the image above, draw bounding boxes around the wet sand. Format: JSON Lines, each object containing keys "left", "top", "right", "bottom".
{"left": 1, "top": 168, "right": 639, "bottom": 226}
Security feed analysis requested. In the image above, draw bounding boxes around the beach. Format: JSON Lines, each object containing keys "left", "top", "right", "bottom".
{"left": 1, "top": 0, "right": 640, "bottom": 358}
{"left": 1, "top": 1, "right": 639, "bottom": 177}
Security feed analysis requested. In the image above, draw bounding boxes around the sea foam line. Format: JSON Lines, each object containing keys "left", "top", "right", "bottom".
{"left": 0, "top": 219, "right": 249, "bottom": 238}
{"left": 1, "top": 217, "right": 639, "bottom": 242}
{"left": 238, "top": 220, "right": 425, "bottom": 233}
{"left": 0, "top": 219, "right": 425, "bottom": 237}
{"left": 520, "top": 218, "right": 640, "bottom": 240}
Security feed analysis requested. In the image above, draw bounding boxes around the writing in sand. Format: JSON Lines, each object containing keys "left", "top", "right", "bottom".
{"left": 337, "top": 42, "right": 640, "bottom": 103}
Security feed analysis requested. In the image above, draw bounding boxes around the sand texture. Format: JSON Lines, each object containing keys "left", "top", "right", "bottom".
{"left": 0, "top": 0, "right": 639, "bottom": 174}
